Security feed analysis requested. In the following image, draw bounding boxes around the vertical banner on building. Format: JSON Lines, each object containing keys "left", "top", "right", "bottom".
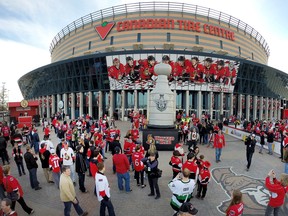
{"left": 106, "top": 55, "right": 240, "bottom": 92}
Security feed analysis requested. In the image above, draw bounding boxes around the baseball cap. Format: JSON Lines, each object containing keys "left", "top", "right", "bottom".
{"left": 179, "top": 202, "right": 198, "bottom": 215}
{"left": 50, "top": 149, "right": 55, "bottom": 154}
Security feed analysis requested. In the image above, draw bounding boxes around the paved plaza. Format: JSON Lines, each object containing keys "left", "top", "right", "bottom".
{"left": 5, "top": 121, "right": 288, "bottom": 216}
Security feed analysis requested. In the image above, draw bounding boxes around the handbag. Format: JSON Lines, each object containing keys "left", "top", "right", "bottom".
{"left": 5, "top": 177, "right": 19, "bottom": 202}
{"left": 156, "top": 168, "right": 162, "bottom": 178}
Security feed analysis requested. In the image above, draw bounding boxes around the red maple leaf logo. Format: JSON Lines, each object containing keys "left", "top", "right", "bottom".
{"left": 95, "top": 21, "right": 115, "bottom": 40}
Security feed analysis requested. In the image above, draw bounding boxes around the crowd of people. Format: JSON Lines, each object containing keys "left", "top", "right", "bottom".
{"left": 0, "top": 110, "right": 288, "bottom": 215}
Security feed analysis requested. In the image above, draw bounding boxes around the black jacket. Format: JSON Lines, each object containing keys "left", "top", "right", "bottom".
{"left": 24, "top": 152, "right": 38, "bottom": 170}
{"left": 110, "top": 140, "right": 122, "bottom": 155}
{"left": 39, "top": 149, "right": 51, "bottom": 168}
{"left": 75, "top": 152, "right": 87, "bottom": 173}
{"left": 0, "top": 136, "right": 7, "bottom": 150}
{"left": 245, "top": 137, "right": 256, "bottom": 153}
{"left": 267, "top": 132, "right": 274, "bottom": 143}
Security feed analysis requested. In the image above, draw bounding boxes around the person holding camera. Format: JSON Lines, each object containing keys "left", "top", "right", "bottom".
{"left": 168, "top": 168, "right": 195, "bottom": 212}
{"left": 244, "top": 134, "right": 257, "bottom": 171}
{"left": 142, "top": 152, "right": 161, "bottom": 199}
{"left": 265, "top": 169, "right": 288, "bottom": 216}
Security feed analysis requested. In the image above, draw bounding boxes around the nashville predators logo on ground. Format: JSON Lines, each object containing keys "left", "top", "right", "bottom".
{"left": 211, "top": 167, "right": 288, "bottom": 215}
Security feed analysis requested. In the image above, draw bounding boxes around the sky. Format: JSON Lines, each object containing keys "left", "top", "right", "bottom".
{"left": 0, "top": 0, "right": 287, "bottom": 102}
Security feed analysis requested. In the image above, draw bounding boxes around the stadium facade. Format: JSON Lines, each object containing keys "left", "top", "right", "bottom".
{"left": 18, "top": 2, "right": 288, "bottom": 121}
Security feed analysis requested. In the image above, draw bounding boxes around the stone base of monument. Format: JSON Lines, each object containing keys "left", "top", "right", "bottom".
{"left": 142, "top": 128, "right": 178, "bottom": 151}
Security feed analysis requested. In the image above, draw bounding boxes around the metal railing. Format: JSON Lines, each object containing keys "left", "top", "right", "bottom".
{"left": 49, "top": 1, "right": 270, "bottom": 57}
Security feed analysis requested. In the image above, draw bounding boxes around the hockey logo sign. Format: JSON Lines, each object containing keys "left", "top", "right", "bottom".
{"left": 211, "top": 167, "right": 288, "bottom": 215}
{"left": 154, "top": 94, "right": 167, "bottom": 112}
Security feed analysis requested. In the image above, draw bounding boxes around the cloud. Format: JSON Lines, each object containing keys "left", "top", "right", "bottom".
{"left": 0, "top": 39, "right": 50, "bottom": 101}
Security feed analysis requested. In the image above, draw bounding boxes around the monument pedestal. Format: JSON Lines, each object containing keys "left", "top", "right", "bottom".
{"left": 142, "top": 128, "right": 178, "bottom": 151}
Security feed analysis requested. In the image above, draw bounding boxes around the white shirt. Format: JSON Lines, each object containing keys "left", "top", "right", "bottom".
{"left": 95, "top": 172, "right": 111, "bottom": 202}
{"left": 40, "top": 139, "right": 54, "bottom": 152}
{"left": 60, "top": 147, "right": 75, "bottom": 166}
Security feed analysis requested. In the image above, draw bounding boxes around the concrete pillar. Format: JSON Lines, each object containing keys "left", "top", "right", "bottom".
{"left": 147, "top": 90, "right": 150, "bottom": 121}
{"left": 278, "top": 100, "right": 281, "bottom": 120}
{"left": 79, "top": 92, "right": 84, "bottom": 117}
{"left": 259, "top": 96, "right": 263, "bottom": 120}
{"left": 220, "top": 92, "right": 224, "bottom": 116}
{"left": 197, "top": 91, "right": 202, "bottom": 118}
{"left": 109, "top": 90, "right": 114, "bottom": 118}
{"left": 270, "top": 98, "right": 274, "bottom": 120}
{"left": 57, "top": 94, "right": 61, "bottom": 106}
{"left": 209, "top": 92, "right": 213, "bottom": 119}
{"left": 121, "top": 90, "right": 125, "bottom": 121}
{"left": 51, "top": 95, "right": 55, "bottom": 115}
{"left": 63, "top": 93, "right": 68, "bottom": 117}
{"left": 229, "top": 93, "right": 233, "bottom": 117}
{"left": 134, "top": 90, "right": 138, "bottom": 111}
{"left": 265, "top": 98, "right": 269, "bottom": 120}
{"left": 46, "top": 96, "right": 50, "bottom": 119}
{"left": 99, "top": 91, "right": 103, "bottom": 119}
{"left": 88, "top": 91, "right": 93, "bottom": 117}
{"left": 246, "top": 95, "right": 250, "bottom": 120}
{"left": 238, "top": 94, "right": 242, "bottom": 119}
{"left": 186, "top": 90, "right": 189, "bottom": 116}
{"left": 71, "top": 93, "right": 75, "bottom": 120}
{"left": 253, "top": 95, "right": 257, "bottom": 120}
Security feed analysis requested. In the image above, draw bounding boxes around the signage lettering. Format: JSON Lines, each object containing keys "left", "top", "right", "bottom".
{"left": 116, "top": 18, "right": 235, "bottom": 41}
{"left": 154, "top": 136, "right": 175, "bottom": 145}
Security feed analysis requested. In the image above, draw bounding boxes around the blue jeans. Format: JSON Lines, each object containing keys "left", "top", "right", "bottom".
{"left": 52, "top": 172, "right": 60, "bottom": 189}
{"left": 28, "top": 168, "right": 39, "bottom": 189}
{"left": 100, "top": 199, "right": 116, "bottom": 216}
{"left": 203, "top": 134, "right": 208, "bottom": 144}
{"left": 285, "top": 163, "right": 288, "bottom": 174}
{"left": 215, "top": 148, "right": 222, "bottom": 161}
{"left": 267, "top": 142, "right": 273, "bottom": 154}
{"left": 116, "top": 172, "right": 130, "bottom": 192}
{"left": 64, "top": 199, "right": 84, "bottom": 216}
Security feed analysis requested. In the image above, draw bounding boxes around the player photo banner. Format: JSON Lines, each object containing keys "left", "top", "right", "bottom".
{"left": 106, "top": 54, "right": 239, "bottom": 92}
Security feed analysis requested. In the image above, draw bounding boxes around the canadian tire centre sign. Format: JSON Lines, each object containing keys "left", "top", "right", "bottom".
{"left": 95, "top": 18, "right": 235, "bottom": 41}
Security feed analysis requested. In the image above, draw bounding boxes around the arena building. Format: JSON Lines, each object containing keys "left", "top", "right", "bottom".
{"left": 18, "top": 1, "right": 288, "bottom": 121}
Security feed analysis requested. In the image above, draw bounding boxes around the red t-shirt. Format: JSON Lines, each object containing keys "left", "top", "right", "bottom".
{"left": 214, "top": 134, "right": 225, "bottom": 148}
{"left": 226, "top": 202, "right": 244, "bottom": 216}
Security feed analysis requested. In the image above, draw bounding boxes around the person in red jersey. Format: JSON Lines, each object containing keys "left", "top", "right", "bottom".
{"left": 225, "top": 189, "right": 244, "bottom": 216}
{"left": 0, "top": 198, "right": 18, "bottom": 216}
{"left": 203, "top": 58, "right": 216, "bottom": 83}
{"left": 90, "top": 149, "right": 103, "bottom": 178}
{"left": 190, "top": 57, "right": 204, "bottom": 82}
{"left": 3, "top": 165, "right": 34, "bottom": 214}
{"left": 125, "top": 56, "right": 139, "bottom": 79}
{"left": 265, "top": 170, "right": 288, "bottom": 215}
{"left": 108, "top": 58, "right": 125, "bottom": 81}
{"left": 214, "top": 130, "right": 226, "bottom": 163}
{"left": 44, "top": 125, "right": 51, "bottom": 138}
{"left": 123, "top": 134, "right": 136, "bottom": 171}
{"left": 132, "top": 145, "right": 146, "bottom": 188}
{"left": 174, "top": 141, "right": 185, "bottom": 157}
{"left": 49, "top": 149, "right": 61, "bottom": 189}
{"left": 169, "top": 150, "right": 183, "bottom": 178}
{"left": 196, "top": 161, "right": 211, "bottom": 200}
{"left": 138, "top": 55, "right": 158, "bottom": 81}
{"left": 214, "top": 60, "right": 226, "bottom": 83}
{"left": 130, "top": 126, "right": 139, "bottom": 142}
{"left": 1, "top": 123, "right": 10, "bottom": 142}
{"left": 182, "top": 152, "right": 199, "bottom": 187}
{"left": 172, "top": 56, "right": 192, "bottom": 82}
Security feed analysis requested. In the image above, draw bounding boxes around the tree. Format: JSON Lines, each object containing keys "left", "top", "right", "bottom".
{"left": 0, "top": 82, "right": 8, "bottom": 111}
